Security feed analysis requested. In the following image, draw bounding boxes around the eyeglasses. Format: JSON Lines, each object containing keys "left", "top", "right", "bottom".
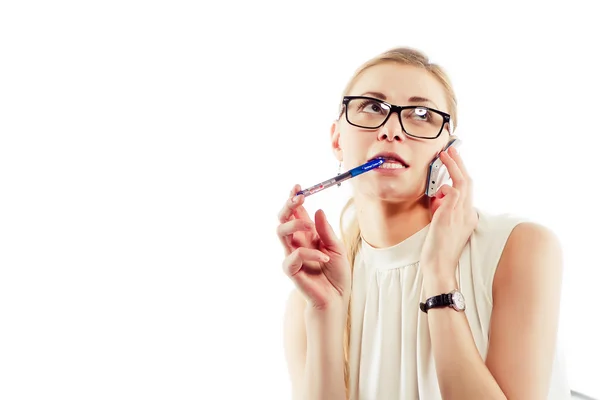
{"left": 341, "top": 96, "right": 453, "bottom": 139}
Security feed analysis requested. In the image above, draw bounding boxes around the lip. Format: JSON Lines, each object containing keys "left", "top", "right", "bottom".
{"left": 373, "top": 164, "right": 410, "bottom": 175}
{"left": 368, "top": 151, "right": 409, "bottom": 167}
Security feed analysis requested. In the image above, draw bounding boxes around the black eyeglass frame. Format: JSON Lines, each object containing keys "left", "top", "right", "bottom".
{"left": 341, "top": 95, "right": 453, "bottom": 139}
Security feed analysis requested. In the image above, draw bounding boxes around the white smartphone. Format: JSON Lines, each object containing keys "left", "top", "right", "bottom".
{"left": 425, "top": 137, "right": 462, "bottom": 197}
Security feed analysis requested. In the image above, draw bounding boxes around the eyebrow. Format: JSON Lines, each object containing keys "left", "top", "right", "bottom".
{"left": 361, "top": 91, "right": 387, "bottom": 100}
{"left": 360, "top": 92, "right": 439, "bottom": 109}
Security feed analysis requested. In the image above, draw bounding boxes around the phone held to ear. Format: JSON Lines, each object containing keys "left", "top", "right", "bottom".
{"left": 425, "top": 137, "right": 462, "bottom": 197}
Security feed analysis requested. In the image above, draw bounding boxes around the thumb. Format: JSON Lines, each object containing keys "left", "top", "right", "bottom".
{"left": 430, "top": 185, "right": 457, "bottom": 217}
{"left": 314, "top": 209, "right": 342, "bottom": 250}
{"left": 430, "top": 185, "right": 448, "bottom": 216}
{"left": 438, "top": 185, "right": 460, "bottom": 212}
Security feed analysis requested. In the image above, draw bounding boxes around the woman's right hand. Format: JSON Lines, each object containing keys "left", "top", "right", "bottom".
{"left": 277, "top": 184, "right": 351, "bottom": 311}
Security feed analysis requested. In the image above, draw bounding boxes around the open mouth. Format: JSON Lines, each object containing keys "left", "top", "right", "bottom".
{"left": 369, "top": 153, "right": 409, "bottom": 169}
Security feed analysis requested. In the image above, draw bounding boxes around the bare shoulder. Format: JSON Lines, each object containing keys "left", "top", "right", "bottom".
{"left": 486, "top": 222, "right": 565, "bottom": 398}
{"left": 509, "top": 221, "right": 560, "bottom": 244}
{"left": 494, "top": 222, "right": 562, "bottom": 288}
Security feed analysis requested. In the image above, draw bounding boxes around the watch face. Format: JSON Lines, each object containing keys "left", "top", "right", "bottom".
{"left": 452, "top": 291, "right": 466, "bottom": 311}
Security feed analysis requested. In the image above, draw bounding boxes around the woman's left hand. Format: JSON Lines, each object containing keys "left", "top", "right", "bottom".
{"left": 420, "top": 146, "right": 479, "bottom": 281}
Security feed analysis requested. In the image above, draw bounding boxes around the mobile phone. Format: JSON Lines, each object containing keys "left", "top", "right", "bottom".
{"left": 425, "top": 137, "right": 462, "bottom": 197}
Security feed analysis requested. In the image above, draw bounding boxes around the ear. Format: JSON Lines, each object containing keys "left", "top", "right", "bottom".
{"left": 330, "top": 121, "right": 343, "bottom": 162}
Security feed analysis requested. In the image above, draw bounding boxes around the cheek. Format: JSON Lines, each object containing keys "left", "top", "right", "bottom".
{"left": 340, "top": 129, "right": 372, "bottom": 159}
{"left": 419, "top": 139, "right": 447, "bottom": 165}
{"left": 422, "top": 150, "right": 439, "bottom": 165}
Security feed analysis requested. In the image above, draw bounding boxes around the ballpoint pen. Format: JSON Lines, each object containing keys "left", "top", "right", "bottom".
{"left": 295, "top": 158, "right": 385, "bottom": 197}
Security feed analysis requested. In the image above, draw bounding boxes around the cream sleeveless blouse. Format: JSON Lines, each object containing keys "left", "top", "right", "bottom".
{"left": 347, "top": 209, "right": 571, "bottom": 399}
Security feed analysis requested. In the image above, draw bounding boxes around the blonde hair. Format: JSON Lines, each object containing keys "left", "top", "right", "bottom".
{"left": 338, "top": 47, "right": 458, "bottom": 398}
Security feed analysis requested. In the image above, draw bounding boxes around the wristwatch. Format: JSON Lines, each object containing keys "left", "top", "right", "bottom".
{"left": 420, "top": 289, "right": 466, "bottom": 313}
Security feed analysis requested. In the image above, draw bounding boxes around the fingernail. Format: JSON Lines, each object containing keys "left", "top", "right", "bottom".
{"left": 292, "top": 196, "right": 298, "bottom": 203}
{"left": 322, "top": 255, "right": 330, "bottom": 262}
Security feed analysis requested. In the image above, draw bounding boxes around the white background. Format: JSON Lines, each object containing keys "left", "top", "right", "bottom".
{"left": 1, "top": 1, "right": 599, "bottom": 399}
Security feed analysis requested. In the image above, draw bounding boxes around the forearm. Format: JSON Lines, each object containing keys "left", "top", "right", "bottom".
{"left": 423, "top": 274, "right": 506, "bottom": 400}
{"left": 301, "top": 305, "right": 348, "bottom": 400}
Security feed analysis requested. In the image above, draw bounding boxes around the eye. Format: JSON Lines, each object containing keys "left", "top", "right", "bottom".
{"left": 358, "top": 100, "right": 385, "bottom": 114}
{"left": 412, "top": 107, "right": 430, "bottom": 120}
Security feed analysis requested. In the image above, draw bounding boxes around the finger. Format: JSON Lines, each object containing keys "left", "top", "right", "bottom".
{"left": 448, "top": 147, "right": 474, "bottom": 209}
{"left": 289, "top": 183, "right": 302, "bottom": 197}
{"left": 278, "top": 185, "right": 310, "bottom": 223}
{"left": 290, "top": 185, "right": 313, "bottom": 221}
{"left": 437, "top": 185, "right": 461, "bottom": 212}
{"left": 440, "top": 150, "right": 466, "bottom": 191}
{"left": 314, "top": 209, "right": 344, "bottom": 254}
{"left": 282, "top": 247, "right": 330, "bottom": 278}
{"left": 448, "top": 146, "right": 471, "bottom": 181}
{"left": 429, "top": 195, "right": 443, "bottom": 217}
{"left": 276, "top": 219, "right": 315, "bottom": 239}
{"left": 277, "top": 194, "right": 302, "bottom": 223}
{"left": 430, "top": 183, "right": 449, "bottom": 216}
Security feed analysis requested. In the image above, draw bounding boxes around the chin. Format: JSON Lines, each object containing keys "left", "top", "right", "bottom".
{"left": 361, "top": 181, "right": 425, "bottom": 203}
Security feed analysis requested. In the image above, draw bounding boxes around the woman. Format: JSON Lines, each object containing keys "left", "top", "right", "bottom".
{"left": 277, "top": 47, "right": 570, "bottom": 399}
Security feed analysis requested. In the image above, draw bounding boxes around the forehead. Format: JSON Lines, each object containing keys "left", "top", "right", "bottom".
{"left": 348, "top": 62, "right": 449, "bottom": 111}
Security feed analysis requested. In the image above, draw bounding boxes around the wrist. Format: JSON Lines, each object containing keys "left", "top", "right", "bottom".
{"left": 422, "top": 273, "right": 459, "bottom": 298}
{"left": 305, "top": 301, "right": 348, "bottom": 328}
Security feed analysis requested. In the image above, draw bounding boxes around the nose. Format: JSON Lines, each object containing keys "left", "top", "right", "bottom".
{"left": 377, "top": 112, "right": 407, "bottom": 142}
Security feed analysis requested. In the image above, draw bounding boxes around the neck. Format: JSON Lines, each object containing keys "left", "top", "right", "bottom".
{"left": 355, "top": 194, "right": 432, "bottom": 248}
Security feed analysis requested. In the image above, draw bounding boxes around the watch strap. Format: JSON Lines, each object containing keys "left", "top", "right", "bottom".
{"left": 420, "top": 293, "right": 453, "bottom": 313}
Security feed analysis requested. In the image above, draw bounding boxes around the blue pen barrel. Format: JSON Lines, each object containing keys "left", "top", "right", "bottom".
{"left": 350, "top": 158, "right": 384, "bottom": 176}
{"left": 296, "top": 158, "right": 384, "bottom": 197}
